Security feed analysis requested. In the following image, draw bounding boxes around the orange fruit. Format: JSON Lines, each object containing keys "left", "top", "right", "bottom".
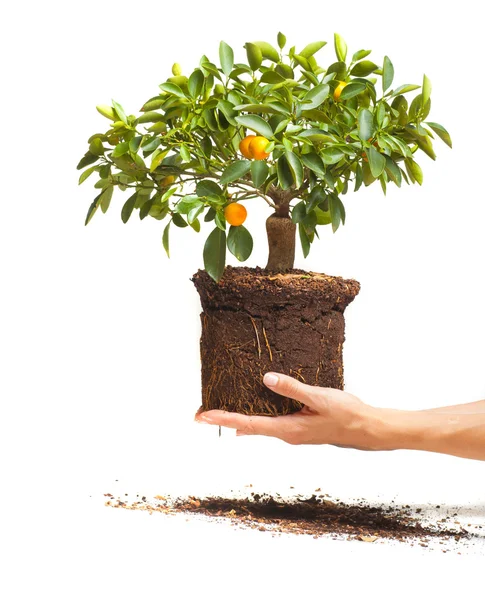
{"left": 160, "top": 175, "right": 175, "bottom": 186}
{"left": 249, "top": 136, "right": 270, "bottom": 160}
{"left": 333, "top": 81, "right": 347, "bottom": 101}
{"left": 224, "top": 203, "right": 247, "bottom": 226}
{"left": 239, "top": 135, "right": 256, "bottom": 159}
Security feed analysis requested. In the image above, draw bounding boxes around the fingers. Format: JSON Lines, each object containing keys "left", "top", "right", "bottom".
{"left": 195, "top": 409, "right": 287, "bottom": 439}
{"left": 263, "top": 372, "right": 319, "bottom": 408}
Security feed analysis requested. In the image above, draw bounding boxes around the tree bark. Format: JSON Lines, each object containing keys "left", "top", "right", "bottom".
{"left": 265, "top": 214, "right": 296, "bottom": 271}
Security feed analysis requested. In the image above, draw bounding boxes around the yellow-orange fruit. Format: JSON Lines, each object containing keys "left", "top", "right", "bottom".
{"left": 333, "top": 81, "right": 347, "bottom": 101}
{"left": 239, "top": 135, "right": 256, "bottom": 159}
{"left": 224, "top": 203, "right": 247, "bottom": 226}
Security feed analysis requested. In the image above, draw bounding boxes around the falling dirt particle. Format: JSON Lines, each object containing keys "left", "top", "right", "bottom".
{"left": 358, "top": 535, "right": 378, "bottom": 543}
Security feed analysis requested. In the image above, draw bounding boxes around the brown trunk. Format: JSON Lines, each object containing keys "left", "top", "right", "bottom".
{"left": 265, "top": 214, "right": 296, "bottom": 272}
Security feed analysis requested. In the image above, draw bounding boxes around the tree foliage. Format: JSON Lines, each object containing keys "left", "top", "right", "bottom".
{"left": 78, "top": 33, "right": 451, "bottom": 281}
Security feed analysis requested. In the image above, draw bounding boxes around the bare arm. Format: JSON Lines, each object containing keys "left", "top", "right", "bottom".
{"left": 195, "top": 373, "right": 485, "bottom": 461}
{"left": 424, "top": 400, "right": 485, "bottom": 414}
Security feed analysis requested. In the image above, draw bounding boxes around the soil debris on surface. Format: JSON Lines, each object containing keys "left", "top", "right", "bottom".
{"left": 104, "top": 491, "right": 473, "bottom": 549}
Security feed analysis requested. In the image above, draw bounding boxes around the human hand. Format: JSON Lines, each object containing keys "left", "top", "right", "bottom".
{"left": 195, "top": 372, "right": 381, "bottom": 450}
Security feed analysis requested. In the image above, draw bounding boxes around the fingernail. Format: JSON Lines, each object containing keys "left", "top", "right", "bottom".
{"left": 196, "top": 414, "right": 214, "bottom": 424}
{"left": 263, "top": 373, "right": 279, "bottom": 387}
{"left": 236, "top": 431, "right": 247, "bottom": 437}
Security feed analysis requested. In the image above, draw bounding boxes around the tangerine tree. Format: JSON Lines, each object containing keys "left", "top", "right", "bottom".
{"left": 78, "top": 33, "right": 451, "bottom": 281}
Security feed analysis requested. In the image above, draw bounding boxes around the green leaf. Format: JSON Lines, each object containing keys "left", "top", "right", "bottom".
{"left": 96, "top": 105, "right": 116, "bottom": 120}
{"left": 188, "top": 69, "right": 204, "bottom": 98}
{"left": 84, "top": 192, "right": 102, "bottom": 225}
{"left": 277, "top": 32, "right": 286, "bottom": 49}
{"left": 159, "top": 82, "right": 186, "bottom": 98}
{"left": 405, "top": 158, "right": 423, "bottom": 185}
{"left": 314, "top": 207, "right": 332, "bottom": 225}
{"left": 352, "top": 49, "right": 371, "bottom": 62}
{"left": 215, "top": 211, "right": 226, "bottom": 230}
{"left": 188, "top": 203, "right": 205, "bottom": 224}
{"left": 298, "top": 223, "right": 311, "bottom": 257}
{"left": 245, "top": 42, "right": 263, "bottom": 71}
{"left": 112, "top": 141, "right": 130, "bottom": 157}
{"left": 320, "top": 147, "right": 344, "bottom": 165}
{"left": 149, "top": 149, "right": 168, "bottom": 172}
{"left": 234, "top": 115, "right": 273, "bottom": 139}
{"left": 391, "top": 84, "right": 420, "bottom": 96}
{"left": 203, "top": 227, "right": 226, "bottom": 282}
{"left": 354, "top": 163, "right": 363, "bottom": 192}
{"left": 172, "top": 213, "right": 188, "bottom": 228}
{"left": 227, "top": 225, "right": 253, "bottom": 261}
{"left": 204, "top": 207, "right": 216, "bottom": 222}
{"left": 78, "top": 165, "right": 97, "bottom": 184}
{"left": 112, "top": 100, "right": 128, "bottom": 125}
{"left": 382, "top": 56, "right": 394, "bottom": 93}
{"left": 291, "top": 201, "right": 306, "bottom": 224}
{"left": 99, "top": 186, "right": 113, "bottom": 213}
{"left": 252, "top": 41, "right": 280, "bottom": 63}
{"left": 426, "top": 122, "right": 452, "bottom": 148}
{"left": 302, "top": 84, "right": 330, "bottom": 110}
{"left": 384, "top": 156, "right": 402, "bottom": 187}
{"left": 328, "top": 195, "right": 342, "bottom": 232}
{"left": 251, "top": 160, "right": 269, "bottom": 188}
{"left": 121, "top": 192, "right": 138, "bottom": 223}
{"left": 196, "top": 180, "right": 223, "bottom": 197}
{"left": 293, "top": 54, "right": 310, "bottom": 70}
{"left": 367, "top": 145, "right": 386, "bottom": 178}
{"left": 299, "top": 41, "right": 327, "bottom": 58}
{"left": 89, "top": 138, "right": 105, "bottom": 156}
{"left": 339, "top": 82, "right": 366, "bottom": 100}
{"left": 277, "top": 155, "right": 293, "bottom": 190}
{"left": 162, "top": 221, "right": 170, "bottom": 257}
{"left": 422, "top": 74, "right": 432, "bottom": 108}
{"left": 219, "top": 41, "right": 234, "bottom": 77}
{"left": 77, "top": 151, "right": 98, "bottom": 170}
{"left": 180, "top": 145, "right": 191, "bottom": 162}
{"left": 334, "top": 33, "right": 347, "bottom": 62}
{"left": 350, "top": 61, "right": 378, "bottom": 77}
{"left": 129, "top": 136, "right": 143, "bottom": 153}
{"left": 300, "top": 153, "right": 325, "bottom": 178}
{"left": 358, "top": 108, "right": 375, "bottom": 141}
{"left": 260, "top": 71, "right": 286, "bottom": 84}
{"left": 285, "top": 151, "right": 304, "bottom": 188}
{"left": 136, "top": 111, "right": 165, "bottom": 124}
{"left": 220, "top": 160, "right": 251, "bottom": 185}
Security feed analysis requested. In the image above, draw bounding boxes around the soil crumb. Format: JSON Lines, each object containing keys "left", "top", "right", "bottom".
{"left": 104, "top": 492, "right": 471, "bottom": 548}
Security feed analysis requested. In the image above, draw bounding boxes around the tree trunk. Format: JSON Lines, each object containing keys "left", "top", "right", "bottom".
{"left": 265, "top": 214, "right": 296, "bottom": 272}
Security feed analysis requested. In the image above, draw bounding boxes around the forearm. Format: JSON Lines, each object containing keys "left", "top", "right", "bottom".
{"left": 424, "top": 400, "right": 485, "bottom": 414}
{"left": 371, "top": 409, "right": 485, "bottom": 461}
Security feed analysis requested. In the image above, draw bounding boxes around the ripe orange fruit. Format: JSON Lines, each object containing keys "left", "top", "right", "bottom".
{"left": 248, "top": 136, "right": 270, "bottom": 160}
{"left": 239, "top": 135, "right": 256, "bottom": 159}
{"left": 333, "top": 81, "right": 347, "bottom": 101}
{"left": 239, "top": 135, "right": 271, "bottom": 160}
{"left": 160, "top": 175, "right": 175, "bottom": 186}
{"left": 224, "top": 203, "right": 247, "bottom": 226}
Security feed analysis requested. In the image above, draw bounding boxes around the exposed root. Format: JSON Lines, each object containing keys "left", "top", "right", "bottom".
{"left": 248, "top": 315, "right": 262, "bottom": 358}
{"left": 262, "top": 326, "right": 273, "bottom": 362}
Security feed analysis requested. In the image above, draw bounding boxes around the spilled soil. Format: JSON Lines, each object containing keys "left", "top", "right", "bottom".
{"left": 104, "top": 491, "right": 473, "bottom": 550}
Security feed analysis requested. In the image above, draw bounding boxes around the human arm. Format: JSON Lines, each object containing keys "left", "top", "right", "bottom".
{"left": 195, "top": 372, "right": 485, "bottom": 461}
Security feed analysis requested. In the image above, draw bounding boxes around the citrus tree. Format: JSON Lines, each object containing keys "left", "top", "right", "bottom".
{"left": 78, "top": 33, "right": 451, "bottom": 281}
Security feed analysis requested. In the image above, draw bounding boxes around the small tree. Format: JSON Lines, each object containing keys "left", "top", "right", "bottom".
{"left": 78, "top": 33, "right": 451, "bottom": 281}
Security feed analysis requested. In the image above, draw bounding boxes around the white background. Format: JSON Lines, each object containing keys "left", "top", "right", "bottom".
{"left": 1, "top": 1, "right": 484, "bottom": 598}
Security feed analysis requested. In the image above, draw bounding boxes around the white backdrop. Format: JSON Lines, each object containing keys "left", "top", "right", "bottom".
{"left": 1, "top": 1, "right": 484, "bottom": 598}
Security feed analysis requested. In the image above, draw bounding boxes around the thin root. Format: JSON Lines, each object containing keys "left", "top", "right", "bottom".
{"left": 249, "top": 315, "right": 262, "bottom": 358}
{"left": 262, "top": 326, "right": 273, "bottom": 362}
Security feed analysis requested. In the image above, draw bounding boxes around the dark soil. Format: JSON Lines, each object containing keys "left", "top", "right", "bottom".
{"left": 192, "top": 267, "right": 360, "bottom": 416}
{"left": 104, "top": 492, "right": 471, "bottom": 548}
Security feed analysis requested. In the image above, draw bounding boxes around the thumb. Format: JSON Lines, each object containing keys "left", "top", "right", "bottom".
{"left": 263, "top": 372, "right": 320, "bottom": 408}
